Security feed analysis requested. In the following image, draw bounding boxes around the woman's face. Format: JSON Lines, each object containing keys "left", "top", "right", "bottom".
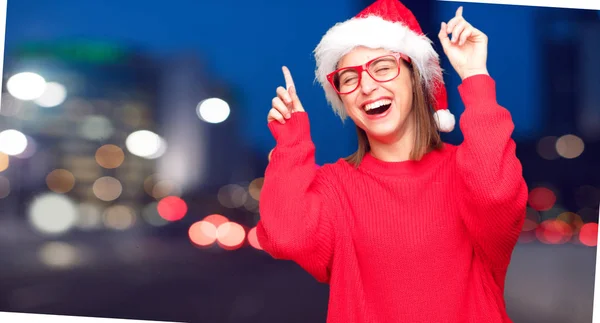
{"left": 337, "top": 47, "right": 414, "bottom": 143}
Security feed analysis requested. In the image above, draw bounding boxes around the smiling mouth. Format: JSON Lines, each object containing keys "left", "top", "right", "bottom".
{"left": 363, "top": 99, "right": 392, "bottom": 116}
{"left": 365, "top": 103, "right": 391, "bottom": 115}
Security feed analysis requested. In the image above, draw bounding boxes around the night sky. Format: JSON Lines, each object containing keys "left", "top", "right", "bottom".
{"left": 4, "top": 0, "right": 542, "bottom": 164}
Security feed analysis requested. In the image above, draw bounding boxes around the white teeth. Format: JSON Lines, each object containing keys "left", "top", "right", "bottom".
{"left": 364, "top": 99, "right": 392, "bottom": 111}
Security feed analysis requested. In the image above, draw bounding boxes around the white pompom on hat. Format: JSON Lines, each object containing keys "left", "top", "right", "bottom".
{"left": 313, "top": 0, "right": 455, "bottom": 132}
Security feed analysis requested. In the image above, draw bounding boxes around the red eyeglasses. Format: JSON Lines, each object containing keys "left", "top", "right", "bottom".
{"left": 327, "top": 52, "right": 411, "bottom": 95}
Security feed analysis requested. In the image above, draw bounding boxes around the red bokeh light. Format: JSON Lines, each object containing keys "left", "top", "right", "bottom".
{"left": 528, "top": 187, "right": 556, "bottom": 211}
{"left": 157, "top": 196, "right": 187, "bottom": 221}
{"left": 217, "top": 222, "right": 246, "bottom": 251}
{"left": 578, "top": 223, "right": 598, "bottom": 247}
{"left": 247, "top": 227, "right": 263, "bottom": 250}
{"left": 203, "top": 214, "right": 228, "bottom": 227}
{"left": 535, "top": 219, "right": 573, "bottom": 244}
{"left": 188, "top": 221, "right": 217, "bottom": 247}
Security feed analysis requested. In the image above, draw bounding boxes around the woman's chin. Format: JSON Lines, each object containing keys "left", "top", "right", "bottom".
{"left": 364, "top": 126, "right": 399, "bottom": 142}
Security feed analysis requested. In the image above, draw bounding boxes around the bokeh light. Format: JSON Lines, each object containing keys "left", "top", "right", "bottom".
{"left": 578, "top": 223, "right": 598, "bottom": 247}
{"left": 247, "top": 227, "right": 263, "bottom": 250}
{"left": 95, "top": 144, "right": 125, "bottom": 169}
{"left": 555, "top": 134, "right": 584, "bottom": 159}
{"left": 143, "top": 174, "right": 161, "bottom": 197}
{"left": 46, "top": 169, "right": 76, "bottom": 193}
{"left": 216, "top": 222, "right": 246, "bottom": 250}
{"left": 557, "top": 212, "right": 584, "bottom": 234}
{"left": 244, "top": 197, "right": 259, "bottom": 213}
{"left": 146, "top": 137, "right": 168, "bottom": 159}
{"left": 125, "top": 130, "right": 166, "bottom": 159}
{"left": 103, "top": 205, "right": 136, "bottom": 230}
{"left": 218, "top": 184, "right": 248, "bottom": 208}
{"left": 157, "top": 196, "right": 187, "bottom": 221}
{"left": 203, "top": 214, "right": 229, "bottom": 227}
{"left": 34, "top": 82, "right": 68, "bottom": 108}
{"left": 76, "top": 203, "right": 103, "bottom": 230}
{"left": 78, "top": 115, "right": 115, "bottom": 141}
{"left": 189, "top": 221, "right": 218, "bottom": 247}
{"left": 38, "top": 242, "right": 79, "bottom": 269}
{"left": 537, "top": 136, "right": 559, "bottom": 160}
{"left": 0, "top": 129, "right": 28, "bottom": 156}
{"left": 151, "top": 179, "right": 182, "bottom": 199}
{"left": 0, "top": 152, "right": 9, "bottom": 172}
{"left": 14, "top": 135, "right": 37, "bottom": 159}
{"left": 27, "top": 193, "right": 78, "bottom": 236}
{"left": 248, "top": 177, "right": 264, "bottom": 201}
{"left": 528, "top": 187, "right": 556, "bottom": 211}
{"left": 6, "top": 72, "right": 46, "bottom": 100}
{"left": 197, "top": 98, "right": 230, "bottom": 124}
{"left": 535, "top": 219, "right": 573, "bottom": 245}
{"left": 93, "top": 176, "right": 123, "bottom": 201}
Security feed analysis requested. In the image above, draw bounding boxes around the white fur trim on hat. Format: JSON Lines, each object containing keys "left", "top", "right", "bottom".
{"left": 313, "top": 15, "right": 443, "bottom": 121}
{"left": 433, "top": 108, "right": 455, "bottom": 132}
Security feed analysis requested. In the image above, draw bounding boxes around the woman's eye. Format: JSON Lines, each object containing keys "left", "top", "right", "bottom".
{"left": 343, "top": 77, "right": 357, "bottom": 84}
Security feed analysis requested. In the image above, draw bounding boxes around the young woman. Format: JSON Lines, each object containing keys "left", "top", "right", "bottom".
{"left": 257, "top": 1, "right": 528, "bottom": 322}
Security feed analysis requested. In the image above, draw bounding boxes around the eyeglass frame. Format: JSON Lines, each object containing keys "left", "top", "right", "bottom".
{"left": 326, "top": 52, "right": 412, "bottom": 95}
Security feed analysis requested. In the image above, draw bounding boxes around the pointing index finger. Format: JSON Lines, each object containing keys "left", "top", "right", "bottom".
{"left": 282, "top": 66, "right": 295, "bottom": 90}
{"left": 456, "top": 6, "right": 463, "bottom": 17}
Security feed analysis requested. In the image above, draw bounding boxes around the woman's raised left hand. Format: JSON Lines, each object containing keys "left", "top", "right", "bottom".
{"left": 438, "top": 6, "right": 489, "bottom": 81}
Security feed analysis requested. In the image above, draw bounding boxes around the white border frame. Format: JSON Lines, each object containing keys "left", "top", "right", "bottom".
{"left": 0, "top": 0, "right": 596, "bottom": 322}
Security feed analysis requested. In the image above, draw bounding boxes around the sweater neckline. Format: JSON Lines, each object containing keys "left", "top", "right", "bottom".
{"left": 358, "top": 143, "right": 452, "bottom": 177}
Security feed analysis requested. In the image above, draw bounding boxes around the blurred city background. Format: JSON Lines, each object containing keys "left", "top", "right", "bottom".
{"left": 0, "top": 1, "right": 598, "bottom": 323}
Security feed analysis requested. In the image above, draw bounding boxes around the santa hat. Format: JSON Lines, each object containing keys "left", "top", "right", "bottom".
{"left": 313, "top": 0, "right": 455, "bottom": 132}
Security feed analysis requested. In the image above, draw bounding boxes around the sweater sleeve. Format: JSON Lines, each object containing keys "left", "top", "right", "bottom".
{"left": 256, "top": 112, "right": 338, "bottom": 283}
{"left": 454, "top": 74, "right": 528, "bottom": 269}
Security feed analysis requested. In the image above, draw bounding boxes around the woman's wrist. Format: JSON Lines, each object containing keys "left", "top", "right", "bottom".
{"left": 460, "top": 68, "right": 490, "bottom": 81}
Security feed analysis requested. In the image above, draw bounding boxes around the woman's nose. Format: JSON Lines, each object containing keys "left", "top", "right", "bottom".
{"left": 359, "top": 71, "right": 378, "bottom": 94}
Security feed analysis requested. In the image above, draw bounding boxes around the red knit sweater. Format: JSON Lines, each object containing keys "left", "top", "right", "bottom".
{"left": 257, "top": 74, "right": 528, "bottom": 323}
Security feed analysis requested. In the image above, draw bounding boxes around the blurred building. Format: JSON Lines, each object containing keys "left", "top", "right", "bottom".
{"left": 0, "top": 40, "right": 165, "bottom": 236}
{"left": 156, "top": 52, "right": 259, "bottom": 194}
{"left": 0, "top": 38, "right": 265, "bottom": 249}
{"left": 155, "top": 52, "right": 264, "bottom": 231}
{"left": 512, "top": 9, "right": 600, "bottom": 246}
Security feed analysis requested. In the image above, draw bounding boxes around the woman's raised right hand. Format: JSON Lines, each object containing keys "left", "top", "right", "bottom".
{"left": 268, "top": 66, "right": 305, "bottom": 124}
